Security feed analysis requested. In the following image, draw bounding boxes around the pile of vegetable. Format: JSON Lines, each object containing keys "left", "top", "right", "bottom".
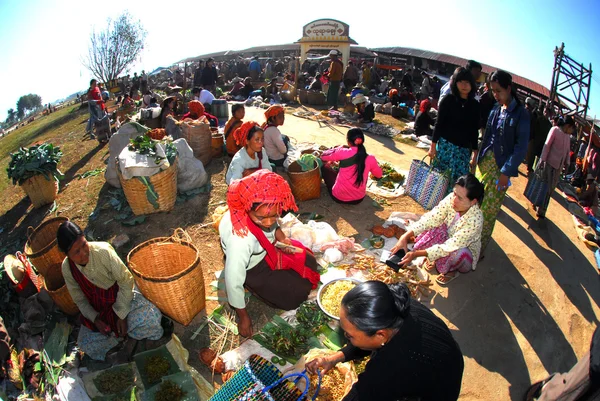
{"left": 154, "top": 380, "right": 186, "bottom": 401}
{"left": 128, "top": 135, "right": 177, "bottom": 165}
{"left": 93, "top": 366, "right": 134, "bottom": 394}
{"left": 296, "top": 301, "right": 330, "bottom": 334}
{"left": 7, "top": 143, "right": 63, "bottom": 185}
{"left": 376, "top": 162, "right": 405, "bottom": 190}
{"left": 297, "top": 153, "right": 322, "bottom": 172}
{"left": 145, "top": 355, "right": 172, "bottom": 385}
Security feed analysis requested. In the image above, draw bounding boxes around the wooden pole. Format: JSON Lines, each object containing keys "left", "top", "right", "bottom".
{"left": 183, "top": 62, "right": 188, "bottom": 102}
{"left": 294, "top": 57, "right": 300, "bottom": 103}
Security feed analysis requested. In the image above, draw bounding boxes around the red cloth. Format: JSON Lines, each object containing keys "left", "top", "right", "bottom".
{"left": 246, "top": 215, "right": 320, "bottom": 289}
{"left": 68, "top": 258, "right": 119, "bottom": 334}
{"left": 233, "top": 121, "right": 260, "bottom": 148}
{"left": 88, "top": 87, "right": 105, "bottom": 111}
{"left": 226, "top": 170, "right": 297, "bottom": 237}
{"left": 188, "top": 100, "right": 205, "bottom": 116}
{"left": 262, "top": 105, "right": 284, "bottom": 129}
{"left": 420, "top": 99, "right": 432, "bottom": 113}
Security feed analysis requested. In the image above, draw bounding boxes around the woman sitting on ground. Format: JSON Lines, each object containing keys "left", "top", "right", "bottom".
{"left": 414, "top": 99, "right": 436, "bottom": 138}
{"left": 159, "top": 97, "right": 177, "bottom": 128}
{"left": 182, "top": 100, "right": 218, "bottom": 127}
{"left": 219, "top": 170, "right": 320, "bottom": 337}
{"left": 240, "top": 78, "right": 254, "bottom": 99}
{"left": 308, "top": 73, "right": 323, "bottom": 91}
{"left": 57, "top": 221, "right": 164, "bottom": 361}
{"left": 579, "top": 174, "right": 599, "bottom": 215}
{"left": 391, "top": 173, "right": 484, "bottom": 285}
{"left": 265, "top": 78, "right": 280, "bottom": 103}
{"left": 262, "top": 105, "right": 290, "bottom": 167}
{"left": 321, "top": 128, "right": 382, "bottom": 204}
{"left": 225, "top": 121, "right": 272, "bottom": 184}
{"left": 306, "top": 281, "right": 464, "bottom": 401}
{"left": 352, "top": 94, "right": 375, "bottom": 123}
{"left": 225, "top": 104, "right": 245, "bottom": 157}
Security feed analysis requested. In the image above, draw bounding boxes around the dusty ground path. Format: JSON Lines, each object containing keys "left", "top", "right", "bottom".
{"left": 244, "top": 105, "right": 600, "bottom": 400}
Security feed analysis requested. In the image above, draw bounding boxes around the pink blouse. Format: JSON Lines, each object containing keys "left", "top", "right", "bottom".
{"left": 321, "top": 146, "right": 383, "bottom": 201}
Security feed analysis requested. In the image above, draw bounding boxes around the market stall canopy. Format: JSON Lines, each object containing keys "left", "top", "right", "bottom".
{"left": 149, "top": 68, "right": 173, "bottom": 77}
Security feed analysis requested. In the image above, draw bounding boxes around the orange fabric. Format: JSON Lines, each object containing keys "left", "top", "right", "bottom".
{"left": 389, "top": 89, "right": 399, "bottom": 98}
{"left": 227, "top": 170, "right": 298, "bottom": 237}
{"left": 262, "top": 105, "right": 284, "bottom": 129}
{"left": 187, "top": 100, "right": 205, "bottom": 117}
{"left": 419, "top": 99, "right": 432, "bottom": 113}
{"left": 233, "top": 121, "right": 260, "bottom": 147}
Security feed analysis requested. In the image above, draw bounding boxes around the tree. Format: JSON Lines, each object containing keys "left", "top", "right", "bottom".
{"left": 82, "top": 11, "right": 147, "bottom": 84}
{"left": 6, "top": 108, "right": 17, "bottom": 125}
{"left": 16, "top": 94, "right": 42, "bottom": 119}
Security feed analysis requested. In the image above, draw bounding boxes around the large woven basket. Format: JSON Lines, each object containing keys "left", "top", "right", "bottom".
{"left": 297, "top": 89, "right": 309, "bottom": 104}
{"left": 20, "top": 174, "right": 59, "bottom": 208}
{"left": 307, "top": 91, "right": 326, "bottom": 106}
{"left": 40, "top": 263, "right": 79, "bottom": 316}
{"left": 118, "top": 159, "right": 178, "bottom": 216}
{"left": 287, "top": 161, "right": 321, "bottom": 201}
{"left": 24, "top": 217, "right": 68, "bottom": 276}
{"left": 211, "top": 131, "right": 224, "bottom": 158}
{"left": 180, "top": 119, "right": 212, "bottom": 166}
{"left": 127, "top": 229, "right": 205, "bottom": 326}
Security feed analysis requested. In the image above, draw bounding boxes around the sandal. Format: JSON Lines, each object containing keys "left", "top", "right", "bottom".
{"left": 436, "top": 273, "right": 458, "bottom": 286}
{"left": 423, "top": 259, "right": 437, "bottom": 273}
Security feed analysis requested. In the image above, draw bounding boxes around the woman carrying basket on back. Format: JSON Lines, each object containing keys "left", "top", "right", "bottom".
{"left": 219, "top": 170, "right": 320, "bottom": 337}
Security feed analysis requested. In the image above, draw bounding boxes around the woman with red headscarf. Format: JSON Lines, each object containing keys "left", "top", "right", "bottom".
{"left": 182, "top": 100, "right": 219, "bottom": 127}
{"left": 262, "top": 105, "right": 290, "bottom": 166}
{"left": 414, "top": 99, "right": 436, "bottom": 138}
{"left": 219, "top": 170, "right": 320, "bottom": 337}
{"left": 225, "top": 121, "right": 272, "bottom": 184}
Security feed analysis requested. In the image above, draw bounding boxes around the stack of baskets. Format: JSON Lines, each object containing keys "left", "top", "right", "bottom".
{"left": 287, "top": 161, "right": 321, "bottom": 201}
{"left": 24, "top": 217, "right": 79, "bottom": 315}
{"left": 127, "top": 229, "right": 205, "bottom": 325}
{"left": 118, "top": 159, "right": 178, "bottom": 216}
{"left": 20, "top": 174, "right": 59, "bottom": 208}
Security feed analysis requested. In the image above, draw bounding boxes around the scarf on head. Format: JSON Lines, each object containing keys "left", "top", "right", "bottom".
{"left": 227, "top": 170, "right": 297, "bottom": 237}
{"left": 419, "top": 99, "right": 432, "bottom": 113}
{"left": 188, "top": 100, "right": 205, "bottom": 118}
{"left": 233, "top": 121, "right": 260, "bottom": 147}
{"left": 262, "top": 105, "right": 284, "bottom": 129}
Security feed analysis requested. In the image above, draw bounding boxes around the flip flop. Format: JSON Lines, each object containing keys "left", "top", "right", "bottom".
{"left": 423, "top": 259, "right": 437, "bottom": 273}
{"left": 436, "top": 273, "right": 458, "bottom": 286}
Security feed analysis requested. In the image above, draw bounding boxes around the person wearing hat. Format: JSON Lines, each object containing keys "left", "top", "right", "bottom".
{"left": 249, "top": 56, "right": 262, "bottom": 81}
{"left": 226, "top": 121, "right": 272, "bottom": 184}
{"left": 262, "top": 105, "right": 289, "bottom": 166}
{"left": 352, "top": 94, "right": 375, "bottom": 123}
{"left": 159, "top": 96, "right": 177, "bottom": 128}
{"left": 579, "top": 174, "right": 599, "bottom": 214}
{"left": 219, "top": 170, "right": 320, "bottom": 337}
{"left": 327, "top": 50, "right": 344, "bottom": 110}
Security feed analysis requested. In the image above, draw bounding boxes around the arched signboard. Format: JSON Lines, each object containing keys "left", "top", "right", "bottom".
{"left": 297, "top": 19, "right": 357, "bottom": 67}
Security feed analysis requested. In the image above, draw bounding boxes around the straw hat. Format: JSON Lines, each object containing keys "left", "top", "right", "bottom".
{"left": 3, "top": 254, "right": 25, "bottom": 284}
{"left": 352, "top": 94, "right": 368, "bottom": 105}
{"left": 328, "top": 50, "right": 339, "bottom": 57}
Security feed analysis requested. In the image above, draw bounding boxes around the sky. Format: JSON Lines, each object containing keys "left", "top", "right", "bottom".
{"left": 1, "top": 0, "right": 599, "bottom": 122}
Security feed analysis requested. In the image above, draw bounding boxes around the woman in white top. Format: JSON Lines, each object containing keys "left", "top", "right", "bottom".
{"left": 225, "top": 121, "right": 272, "bottom": 184}
{"left": 262, "top": 105, "right": 289, "bottom": 167}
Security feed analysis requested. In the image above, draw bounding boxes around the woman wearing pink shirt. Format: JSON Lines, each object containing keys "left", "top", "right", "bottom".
{"left": 533, "top": 116, "right": 575, "bottom": 218}
{"left": 321, "top": 128, "right": 383, "bottom": 204}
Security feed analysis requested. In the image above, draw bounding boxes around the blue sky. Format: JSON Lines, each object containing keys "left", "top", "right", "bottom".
{"left": 0, "top": 0, "right": 598, "bottom": 122}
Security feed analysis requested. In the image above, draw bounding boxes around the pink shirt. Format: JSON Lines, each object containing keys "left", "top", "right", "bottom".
{"left": 541, "top": 126, "right": 571, "bottom": 170}
{"left": 321, "top": 146, "right": 383, "bottom": 201}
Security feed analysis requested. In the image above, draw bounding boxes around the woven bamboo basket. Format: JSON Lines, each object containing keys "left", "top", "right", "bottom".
{"left": 118, "top": 159, "right": 178, "bottom": 216}
{"left": 287, "top": 161, "right": 321, "bottom": 201}
{"left": 307, "top": 91, "right": 326, "bottom": 106}
{"left": 297, "top": 89, "right": 309, "bottom": 104}
{"left": 20, "top": 174, "right": 59, "bottom": 208}
{"left": 180, "top": 119, "right": 212, "bottom": 166}
{"left": 24, "top": 217, "right": 68, "bottom": 277}
{"left": 127, "top": 229, "right": 205, "bottom": 326}
{"left": 211, "top": 132, "right": 224, "bottom": 158}
{"left": 40, "top": 264, "right": 79, "bottom": 316}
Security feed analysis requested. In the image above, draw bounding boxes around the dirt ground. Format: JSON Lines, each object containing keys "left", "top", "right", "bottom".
{"left": 0, "top": 103, "right": 598, "bottom": 400}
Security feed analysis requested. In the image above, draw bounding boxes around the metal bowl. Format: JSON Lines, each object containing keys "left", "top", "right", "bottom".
{"left": 317, "top": 277, "right": 363, "bottom": 320}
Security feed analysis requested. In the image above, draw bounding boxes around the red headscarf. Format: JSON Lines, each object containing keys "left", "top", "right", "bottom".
{"left": 389, "top": 89, "right": 398, "bottom": 98}
{"left": 227, "top": 170, "right": 298, "bottom": 237}
{"left": 233, "top": 121, "right": 260, "bottom": 147}
{"left": 419, "top": 99, "right": 432, "bottom": 113}
{"left": 262, "top": 105, "right": 284, "bottom": 129}
{"left": 188, "top": 100, "right": 205, "bottom": 117}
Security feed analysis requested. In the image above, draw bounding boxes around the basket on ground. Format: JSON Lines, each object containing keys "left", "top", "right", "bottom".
{"left": 180, "top": 119, "right": 212, "bottom": 166}
{"left": 40, "top": 263, "right": 79, "bottom": 316}
{"left": 20, "top": 174, "right": 59, "bottom": 208}
{"left": 297, "top": 89, "right": 309, "bottom": 104}
{"left": 24, "top": 217, "right": 68, "bottom": 277}
{"left": 127, "top": 229, "right": 205, "bottom": 326}
{"left": 118, "top": 159, "right": 178, "bottom": 216}
{"left": 307, "top": 91, "right": 326, "bottom": 105}
{"left": 211, "top": 131, "right": 224, "bottom": 158}
{"left": 287, "top": 161, "right": 321, "bottom": 201}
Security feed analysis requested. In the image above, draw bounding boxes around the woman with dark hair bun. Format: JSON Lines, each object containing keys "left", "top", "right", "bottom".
{"left": 320, "top": 128, "right": 382, "bottom": 204}
{"left": 56, "top": 221, "right": 165, "bottom": 361}
{"left": 391, "top": 173, "right": 484, "bottom": 285}
{"left": 476, "top": 70, "right": 530, "bottom": 252}
{"left": 306, "top": 281, "right": 464, "bottom": 401}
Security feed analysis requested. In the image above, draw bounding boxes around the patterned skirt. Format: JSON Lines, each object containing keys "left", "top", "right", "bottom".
{"left": 476, "top": 151, "right": 508, "bottom": 252}
{"left": 413, "top": 224, "right": 473, "bottom": 274}
{"left": 433, "top": 137, "right": 471, "bottom": 190}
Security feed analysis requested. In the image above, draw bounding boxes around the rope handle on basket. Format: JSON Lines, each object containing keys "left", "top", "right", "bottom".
{"left": 167, "top": 228, "right": 193, "bottom": 244}
{"left": 261, "top": 369, "right": 321, "bottom": 400}
{"left": 26, "top": 226, "right": 35, "bottom": 242}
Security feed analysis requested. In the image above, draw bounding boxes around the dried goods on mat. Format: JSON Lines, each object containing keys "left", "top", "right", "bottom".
{"left": 253, "top": 315, "right": 320, "bottom": 362}
{"left": 93, "top": 366, "right": 135, "bottom": 395}
{"left": 369, "top": 224, "right": 406, "bottom": 238}
{"left": 309, "top": 367, "right": 346, "bottom": 400}
{"left": 198, "top": 348, "right": 217, "bottom": 366}
{"left": 296, "top": 301, "right": 330, "bottom": 333}
{"left": 145, "top": 355, "right": 172, "bottom": 385}
{"left": 320, "top": 280, "right": 356, "bottom": 318}
{"left": 154, "top": 380, "right": 187, "bottom": 401}
{"left": 147, "top": 128, "right": 167, "bottom": 140}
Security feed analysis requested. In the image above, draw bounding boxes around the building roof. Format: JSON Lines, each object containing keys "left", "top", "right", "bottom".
{"left": 372, "top": 46, "right": 550, "bottom": 98}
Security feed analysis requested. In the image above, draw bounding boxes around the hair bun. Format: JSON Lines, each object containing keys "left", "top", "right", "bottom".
{"left": 388, "top": 283, "right": 411, "bottom": 317}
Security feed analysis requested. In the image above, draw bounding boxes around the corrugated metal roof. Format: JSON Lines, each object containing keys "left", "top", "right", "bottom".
{"left": 373, "top": 47, "right": 550, "bottom": 98}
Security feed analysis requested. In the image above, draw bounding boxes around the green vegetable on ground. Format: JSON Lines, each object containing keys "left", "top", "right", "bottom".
{"left": 6, "top": 143, "right": 63, "bottom": 185}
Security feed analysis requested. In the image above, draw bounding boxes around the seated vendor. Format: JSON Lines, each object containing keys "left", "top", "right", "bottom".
{"left": 57, "top": 221, "right": 164, "bottom": 361}
{"left": 579, "top": 174, "right": 599, "bottom": 215}
{"left": 159, "top": 96, "right": 177, "bottom": 128}
{"left": 192, "top": 87, "right": 216, "bottom": 111}
{"left": 391, "top": 173, "right": 484, "bottom": 285}
{"left": 182, "top": 100, "right": 218, "bottom": 127}
{"left": 306, "top": 281, "right": 464, "bottom": 401}
{"left": 321, "top": 128, "right": 382, "bottom": 204}
{"left": 225, "top": 104, "right": 245, "bottom": 157}
{"left": 122, "top": 93, "right": 134, "bottom": 106}
{"left": 414, "top": 99, "right": 436, "bottom": 138}
{"left": 219, "top": 170, "right": 320, "bottom": 337}
{"left": 262, "top": 105, "right": 290, "bottom": 167}
{"left": 352, "top": 94, "right": 375, "bottom": 123}
{"left": 240, "top": 78, "right": 254, "bottom": 99}
{"left": 265, "top": 78, "right": 280, "bottom": 102}
{"left": 308, "top": 74, "right": 322, "bottom": 91}
{"left": 225, "top": 121, "right": 272, "bottom": 184}
{"left": 229, "top": 77, "right": 244, "bottom": 97}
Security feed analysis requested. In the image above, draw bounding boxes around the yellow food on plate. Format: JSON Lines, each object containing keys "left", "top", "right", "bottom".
{"left": 321, "top": 280, "right": 356, "bottom": 317}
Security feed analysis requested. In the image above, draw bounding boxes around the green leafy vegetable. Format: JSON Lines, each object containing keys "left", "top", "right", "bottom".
{"left": 128, "top": 136, "right": 177, "bottom": 165}
{"left": 6, "top": 143, "right": 63, "bottom": 185}
{"left": 297, "top": 154, "right": 322, "bottom": 172}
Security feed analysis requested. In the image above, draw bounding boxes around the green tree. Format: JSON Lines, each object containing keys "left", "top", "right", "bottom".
{"left": 6, "top": 108, "right": 17, "bottom": 125}
{"left": 82, "top": 11, "right": 147, "bottom": 83}
{"left": 16, "top": 94, "right": 43, "bottom": 118}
